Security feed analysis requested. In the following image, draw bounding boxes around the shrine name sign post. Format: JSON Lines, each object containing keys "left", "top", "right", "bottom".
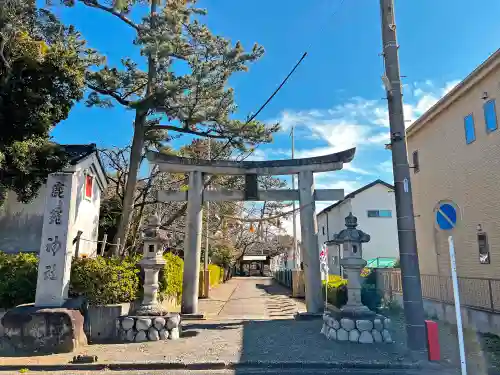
{"left": 1, "top": 172, "right": 88, "bottom": 354}
{"left": 147, "top": 148, "right": 356, "bottom": 315}
{"left": 35, "top": 173, "right": 77, "bottom": 307}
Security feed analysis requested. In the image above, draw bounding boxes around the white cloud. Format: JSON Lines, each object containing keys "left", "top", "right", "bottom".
{"left": 272, "top": 80, "right": 460, "bottom": 154}
{"left": 271, "top": 79, "right": 460, "bottom": 238}
{"left": 378, "top": 159, "right": 393, "bottom": 174}
{"left": 244, "top": 148, "right": 267, "bottom": 161}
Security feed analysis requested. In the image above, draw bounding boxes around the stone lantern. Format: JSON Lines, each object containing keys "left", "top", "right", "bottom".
{"left": 115, "top": 214, "right": 182, "bottom": 342}
{"left": 321, "top": 213, "right": 392, "bottom": 344}
{"left": 135, "top": 214, "right": 167, "bottom": 316}
{"left": 331, "top": 212, "right": 372, "bottom": 316}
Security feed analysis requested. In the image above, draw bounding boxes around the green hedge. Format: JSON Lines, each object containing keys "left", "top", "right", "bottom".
{"left": 0, "top": 251, "right": 184, "bottom": 308}
{"left": 322, "top": 277, "right": 348, "bottom": 308}
{"left": 321, "top": 274, "right": 382, "bottom": 311}
{"left": 69, "top": 256, "right": 141, "bottom": 305}
{"left": 208, "top": 264, "right": 224, "bottom": 286}
{"left": 0, "top": 253, "right": 38, "bottom": 308}
{"left": 159, "top": 253, "right": 183, "bottom": 303}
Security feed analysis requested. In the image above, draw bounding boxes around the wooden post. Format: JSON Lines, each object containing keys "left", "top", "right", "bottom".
{"left": 114, "top": 238, "right": 121, "bottom": 257}
{"left": 73, "top": 231, "right": 83, "bottom": 258}
{"left": 101, "top": 233, "right": 108, "bottom": 255}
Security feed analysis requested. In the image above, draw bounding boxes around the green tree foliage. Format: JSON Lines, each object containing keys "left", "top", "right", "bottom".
{"left": 210, "top": 240, "right": 235, "bottom": 268}
{"left": 54, "top": 0, "right": 279, "bottom": 247}
{"left": 0, "top": 0, "right": 99, "bottom": 201}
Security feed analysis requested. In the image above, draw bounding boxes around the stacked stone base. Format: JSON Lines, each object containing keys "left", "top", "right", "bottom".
{"left": 116, "top": 314, "right": 181, "bottom": 343}
{"left": 321, "top": 311, "right": 392, "bottom": 344}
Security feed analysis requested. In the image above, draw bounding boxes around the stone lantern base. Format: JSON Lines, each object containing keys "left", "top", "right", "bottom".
{"left": 116, "top": 313, "right": 181, "bottom": 343}
{"left": 321, "top": 310, "right": 392, "bottom": 344}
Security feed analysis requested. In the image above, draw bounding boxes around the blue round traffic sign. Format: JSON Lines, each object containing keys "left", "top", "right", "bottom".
{"left": 435, "top": 202, "right": 458, "bottom": 231}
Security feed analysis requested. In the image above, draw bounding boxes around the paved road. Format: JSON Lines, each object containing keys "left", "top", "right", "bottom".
{"left": 0, "top": 370, "right": 460, "bottom": 375}
{"left": 198, "top": 277, "right": 306, "bottom": 319}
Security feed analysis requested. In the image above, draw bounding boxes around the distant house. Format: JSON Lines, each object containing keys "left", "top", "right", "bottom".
{"left": 0, "top": 144, "right": 107, "bottom": 257}
{"left": 316, "top": 180, "right": 398, "bottom": 275}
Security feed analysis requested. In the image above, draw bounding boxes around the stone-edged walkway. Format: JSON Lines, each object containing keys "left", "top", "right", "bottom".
{"left": 199, "top": 277, "right": 306, "bottom": 319}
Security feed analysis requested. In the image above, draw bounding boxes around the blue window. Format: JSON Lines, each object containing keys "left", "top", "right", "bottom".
{"left": 367, "top": 210, "right": 392, "bottom": 218}
{"left": 464, "top": 114, "right": 476, "bottom": 144}
{"left": 484, "top": 99, "right": 498, "bottom": 133}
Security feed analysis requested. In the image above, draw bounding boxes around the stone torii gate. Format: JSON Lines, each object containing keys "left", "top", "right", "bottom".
{"left": 147, "top": 147, "right": 356, "bottom": 315}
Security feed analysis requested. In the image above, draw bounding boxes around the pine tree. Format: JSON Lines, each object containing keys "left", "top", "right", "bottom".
{"left": 56, "top": 0, "right": 279, "bottom": 246}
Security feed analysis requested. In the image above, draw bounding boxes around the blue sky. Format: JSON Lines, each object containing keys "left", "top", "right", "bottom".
{"left": 47, "top": 0, "right": 500, "bottom": 234}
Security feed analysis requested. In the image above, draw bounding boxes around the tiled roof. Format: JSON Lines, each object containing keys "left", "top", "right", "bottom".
{"left": 60, "top": 144, "right": 98, "bottom": 165}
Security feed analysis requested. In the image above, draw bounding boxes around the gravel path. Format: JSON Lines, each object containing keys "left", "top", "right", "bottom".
{"left": 0, "top": 318, "right": 412, "bottom": 366}
{"left": 0, "top": 278, "right": 411, "bottom": 367}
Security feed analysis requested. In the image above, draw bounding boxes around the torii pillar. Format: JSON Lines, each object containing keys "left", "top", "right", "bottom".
{"left": 183, "top": 171, "right": 203, "bottom": 314}
{"left": 147, "top": 148, "right": 356, "bottom": 315}
{"left": 298, "top": 170, "right": 323, "bottom": 312}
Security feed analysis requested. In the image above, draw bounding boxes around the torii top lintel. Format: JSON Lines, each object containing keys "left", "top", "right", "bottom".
{"left": 146, "top": 148, "right": 356, "bottom": 175}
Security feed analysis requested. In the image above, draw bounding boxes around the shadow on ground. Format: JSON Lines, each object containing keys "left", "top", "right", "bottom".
{"left": 255, "top": 283, "right": 292, "bottom": 296}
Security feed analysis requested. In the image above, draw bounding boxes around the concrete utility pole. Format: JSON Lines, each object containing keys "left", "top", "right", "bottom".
{"left": 379, "top": 0, "right": 427, "bottom": 355}
{"left": 291, "top": 125, "right": 299, "bottom": 269}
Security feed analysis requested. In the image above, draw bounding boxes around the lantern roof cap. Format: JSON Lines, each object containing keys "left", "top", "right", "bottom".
{"left": 326, "top": 213, "right": 370, "bottom": 245}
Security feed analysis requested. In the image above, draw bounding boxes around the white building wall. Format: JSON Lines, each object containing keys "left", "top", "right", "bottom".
{"left": 350, "top": 184, "right": 399, "bottom": 261}
{"left": 69, "top": 161, "right": 102, "bottom": 257}
{"left": 316, "top": 182, "right": 399, "bottom": 274}
{"left": 0, "top": 187, "right": 47, "bottom": 252}
{"left": 0, "top": 153, "right": 104, "bottom": 257}
{"left": 317, "top": 199, "right": 353, "bottom": 275}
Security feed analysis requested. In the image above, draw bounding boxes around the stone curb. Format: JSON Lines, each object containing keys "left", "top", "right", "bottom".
{"left": 0, "top": 360, "right": 424, "bottom": 372}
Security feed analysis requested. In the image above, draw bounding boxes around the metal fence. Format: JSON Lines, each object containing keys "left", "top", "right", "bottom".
{"left": 376, "top": 269, "right": 500, "bottom": 313}
{"left": 273, "top": 269, "right": 293, "bottom": 289}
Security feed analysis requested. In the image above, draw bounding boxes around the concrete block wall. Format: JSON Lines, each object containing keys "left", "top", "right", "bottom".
{"left": 387, "top": 292, "right": 500, "bottom": 336}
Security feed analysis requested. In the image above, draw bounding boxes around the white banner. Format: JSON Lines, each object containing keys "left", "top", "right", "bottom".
{"left": 320, "top": 244, "right": 329, "bottom": 281}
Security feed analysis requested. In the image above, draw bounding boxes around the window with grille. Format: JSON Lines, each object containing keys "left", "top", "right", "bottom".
{"left": 367, "top": 210, "right": 392, "bottom": 218}
{"left": 412, "top": 150, "right": 420, "bottom": 173}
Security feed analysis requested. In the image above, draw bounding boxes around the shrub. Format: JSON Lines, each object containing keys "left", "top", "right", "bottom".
{"left": 211, "top": 241, "right": 234, "bottom": 268}
{"left": 158, "top": 252, "right": 183, "bottom": 302}
{"left": 322, "top": 277, "right": 348, "bottom": 308}
{"left": 69, "top": 256, "right": 140, "bottom": 305}
{"left": 327, "top": 274, "right": 346, "bottom": 285}
{"left": 0, "top": 252, "right": 186, "bottom": 308}
{"left": 361, "top": 283, "right": 382, "bottom": 311}
{"left": 208, "top": 264, "right": 223, "bottom": 286}
{"left": 0, "top": 252, "right": 38, "bottom": 308}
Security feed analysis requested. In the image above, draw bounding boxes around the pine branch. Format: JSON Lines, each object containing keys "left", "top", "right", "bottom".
{"left": 79, "top": 0, "right": 140, "bottom": 31}
{"left": 86, "top": 82, "right": 132, "bottom": 106}
{"left": 147, "top": 124, "right": 229, "bottom": 140}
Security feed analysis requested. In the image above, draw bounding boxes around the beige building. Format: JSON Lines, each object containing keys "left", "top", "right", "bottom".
{"left": 407, "top": 49, "right": 500, "bottom": 279}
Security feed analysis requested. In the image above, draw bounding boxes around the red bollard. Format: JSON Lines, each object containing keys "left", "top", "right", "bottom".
{"left": 425, "top": 320, "right": 441, "bottom": 361}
